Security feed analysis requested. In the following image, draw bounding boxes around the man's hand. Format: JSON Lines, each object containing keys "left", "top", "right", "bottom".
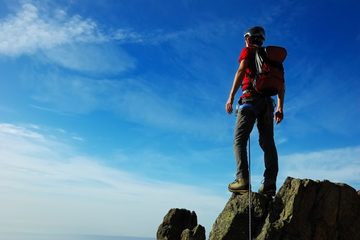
{"left": 226, "top": 97, "right": 234, "bottom": 114}
{"left": 275, "top": 108, "right": 284, "bottom": 124}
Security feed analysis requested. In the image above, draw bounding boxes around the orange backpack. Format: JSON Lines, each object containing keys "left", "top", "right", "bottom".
{"left": 253, "top": 46, "right": 287, "bottom": 96}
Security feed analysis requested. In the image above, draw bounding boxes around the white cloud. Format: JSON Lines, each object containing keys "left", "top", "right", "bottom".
{"left": 0, "top": 123, "right": 44, "bottom": 140}
{"left": 0, "top": 3, "right": 104, "bottom": 56}
{"left": 0, "top": 3, "right": 233, "bottom": 137}
{"left": 0, "top": 2, "right": 226, "bottom": 57}
{"left": 279, "top": 146, "right": 360, "bottom": 188}
{"left": 41, "top": 43, "right": 136, "bottom": 74}
{"left": 112, "top": 28, "right": 146, "bottom": 43}
{"left": 0, "top": 123, "right": 226, "bottom": 237}
{"left": 0, "top": 2, "right": 232, "bottom": 55}
{"left": 0, "top": 3, "right": 136, "bottom": 73}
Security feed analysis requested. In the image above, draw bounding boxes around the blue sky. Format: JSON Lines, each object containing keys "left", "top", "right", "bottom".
{"left": 0, "top": 0, "right": 359, "bottom": 238}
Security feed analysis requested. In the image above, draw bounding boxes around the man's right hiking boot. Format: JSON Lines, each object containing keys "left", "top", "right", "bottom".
{"left": 228, "top": 178, "right": 249, "bottom": 194}
{"left": 258, "top": 181, "right": 276, "bottom": 197}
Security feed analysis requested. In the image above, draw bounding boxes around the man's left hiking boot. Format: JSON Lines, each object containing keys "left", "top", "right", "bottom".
{"left": 258, "top": 181, "right": 276, "bottom": 197}
{"left": 228, "top": 178, "right": 249, "bottom": 194}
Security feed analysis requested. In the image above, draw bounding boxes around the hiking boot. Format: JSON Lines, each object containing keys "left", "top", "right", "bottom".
{"left": 228, "top": 178, "right": 249, "bottom": 194}
{"left": 258, "top": 180, "right": 276, "bottom": 196}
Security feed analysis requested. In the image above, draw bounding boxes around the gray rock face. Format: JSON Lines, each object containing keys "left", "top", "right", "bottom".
{"left": 210, "top": 177, "right": 360, "bottom": 240}
{"left": 209, "top": 191, "right": 270, "bottom": 239}
{"left": 257, "top": 177, "right": 360, "bottom": 240}
{"left": 157, "top": 208, "right": 205, "bottom": 240}
{"left": 181, "top": 225, "right": 206, "bottom": 240}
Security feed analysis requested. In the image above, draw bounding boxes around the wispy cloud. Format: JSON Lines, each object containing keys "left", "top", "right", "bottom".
{"left": 41, "top": 42, "right": 136, "bottom": 74}
{"left": 112, "top": 18, "right": 242, "bottom": 50}
{"left": 0, "top": 2, "right": 236, "bottom": 56}
{"left": 2, "top": 122, "right": 357, "bottom": 237}
{"left": 0, "top": 123, "right": 226, "bottom": 236}
{"left": 0, "top": 123, "right": 44, "bottom": 141}
{"left": 0, "top": 3, "right": 105, "bottom": 56}
{"left": 112, "top": 28, "right": 147, "bottom": 43}
{"left": 0, "top": 3, "right": 231, "bottom": 136}
{"left": 279, "top": 146, "right": 360, "bottom": 188}
{"left": 277, "top": 54, "right": 360, "bottom": 138}
{"left": 0, "top": 2, "right": 136, "bottom": 73}
{"left": 28, "top": 73, "right": 230, "bottom": 138}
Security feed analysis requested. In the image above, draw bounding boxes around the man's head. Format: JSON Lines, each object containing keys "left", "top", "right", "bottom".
{"left": 244, "top": 26, "right": 265, "bottom": 47}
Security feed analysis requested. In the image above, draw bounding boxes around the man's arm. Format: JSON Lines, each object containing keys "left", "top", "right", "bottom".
{"left": 275, "top": 88, "right": 285, "bottom": 124}
{"left": 225, "top": 59, "right": 248, "bottom": 114}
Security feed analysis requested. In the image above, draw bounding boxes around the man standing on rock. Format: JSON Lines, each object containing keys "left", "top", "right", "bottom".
{"left": 225, "top": 26, "right": 284, "bottom": 196}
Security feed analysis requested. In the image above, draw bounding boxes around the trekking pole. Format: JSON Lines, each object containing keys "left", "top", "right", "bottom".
{"left": 248, "top": 135, "right": 252, "bottom": 240}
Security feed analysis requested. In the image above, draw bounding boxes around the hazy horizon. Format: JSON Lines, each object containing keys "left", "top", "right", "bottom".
{"left": 1, "top": 232, "right": 155, "bottom": 240}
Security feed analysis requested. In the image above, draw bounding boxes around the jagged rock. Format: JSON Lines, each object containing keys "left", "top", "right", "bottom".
{"left": 209, "top": 177, "right": 360, "bottom": 240}
{"left": 157, "top": 208, "right": 205, "bottom": 240}
{"left": 209, "top": 192, "right": 270, "bottom": 240}
{"left": 181, "top": 225, "right": 206, "bottom": 240}
{"left": 258, "top": 177, "right": 360, "bottom": 240}
{"left": 158, "top": 177, "right": 360, "bottom": 240}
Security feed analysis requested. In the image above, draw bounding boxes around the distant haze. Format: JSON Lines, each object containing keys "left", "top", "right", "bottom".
{"left": 1, "top": 233, "right": 155, "bottom": 240}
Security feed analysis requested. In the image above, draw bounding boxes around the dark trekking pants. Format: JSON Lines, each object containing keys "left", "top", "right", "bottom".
{"left": 233, "top": 96, "right": 278, "bottom": 182}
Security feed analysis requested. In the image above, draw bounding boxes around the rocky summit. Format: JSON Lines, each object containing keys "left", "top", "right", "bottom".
{"left": 157, "top": 177, "right": 360, "bottom": 240}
